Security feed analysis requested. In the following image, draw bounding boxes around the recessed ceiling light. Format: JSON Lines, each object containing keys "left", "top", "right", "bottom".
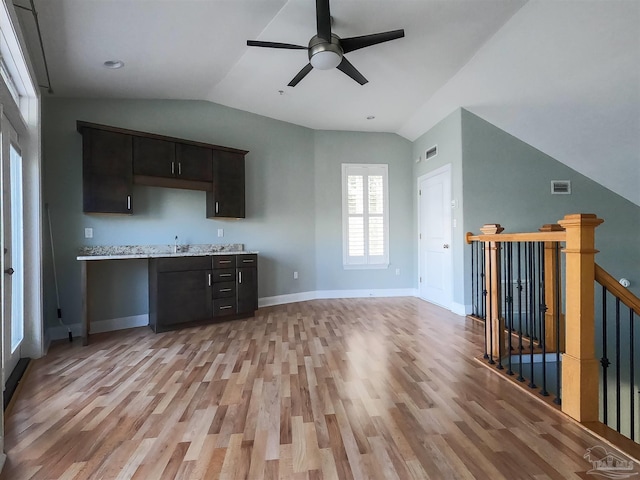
{"left": 103, "top": 60, "right": 124, "bottom": 69}
{"left": 366, "top": 115, "right": 375, "bottom": 120}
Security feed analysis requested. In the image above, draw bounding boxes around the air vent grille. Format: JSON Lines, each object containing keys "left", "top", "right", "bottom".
{"left": 551, "top": 180, "right": 571, "bottom": 194}
{"left": 425, "top": 145, "right": 438, "bottom": 161}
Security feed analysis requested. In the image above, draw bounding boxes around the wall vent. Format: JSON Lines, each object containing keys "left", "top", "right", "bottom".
{"left": 425, "top": 145, "right": 438, "bottom": 161}
{"left": 551, "top": 180, "right": 571, "bottom": 194}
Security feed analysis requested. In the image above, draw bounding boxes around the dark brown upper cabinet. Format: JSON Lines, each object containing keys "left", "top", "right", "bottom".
{"left": 133, "top": 136, "right": 176, "bottom": 178}
{"left": 78, "top": 121, "right": 248, "bottom": 216}
{"left": 207, "top": 150, "right": 245, "bottom": 219}
{"left": 80, "top": 127, "right": 133, "bottom": 214}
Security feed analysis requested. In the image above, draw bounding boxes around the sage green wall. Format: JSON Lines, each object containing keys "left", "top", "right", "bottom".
{"left": 461, "top": 109, "right": 640, "bottom": 297}
{"left": 313, "top": 131, "right": 413, "bottom": 291}
{"left": 42, "top": 98, "right": 317, "bottom": 329}
{"left": 412, "top": 109, "right": 468, "bottom": 310}
{"left": 42, "top": 98, "right": 417, "bottom": 334}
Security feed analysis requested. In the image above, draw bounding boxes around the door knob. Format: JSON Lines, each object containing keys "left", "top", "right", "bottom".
{"left": 443, "top": 244, "right": 450, "bottom": 249}
{"left": 4, "top": 267, "right": 14, "bottom": 275}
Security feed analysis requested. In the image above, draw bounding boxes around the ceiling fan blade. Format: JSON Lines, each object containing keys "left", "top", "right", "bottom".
{"left": 288, "top": 63, "right": 314, "bottom": 87}
{"left": 316, "top": 0, "right": 332, "bottom": 41}
{"left": 340, "top": 29, "right": 405, "bottom": 54}
{"left": 336, "top": 57, "right": 368, "bottom": 85}
{"left": 247, "top": 40, "right": 307, "bottom": 50}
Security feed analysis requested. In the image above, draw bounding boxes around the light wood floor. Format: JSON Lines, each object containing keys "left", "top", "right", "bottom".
{"left": 1, "top": 298, "right": 635, "bottom": 479}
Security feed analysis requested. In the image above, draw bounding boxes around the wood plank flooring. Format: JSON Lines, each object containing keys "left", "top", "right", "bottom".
{"left": 1, "top": 298, "right": 636, "bottom": 479}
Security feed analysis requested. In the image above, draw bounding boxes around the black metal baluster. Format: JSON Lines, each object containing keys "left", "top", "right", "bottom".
{"left": 528, "top": 242, "right": 536, "bottom": 389}
{"left": 630, "top": 308, "right": 635, "bottom": 441}
{"left": 481, "top": 242, "right": 486, "bottom": 321}
{"left": 539, "top": 242, "right": 548, "bottom": 396}
{"left": 601, "top": 285, "right": 609, "bottom": 425}
{"left": 554, "top": 242, "right": 561, "bottom": 405}
{"left": 506, "top": 243, "right": 514, "bottom": 376}
{"left": 517, "top": 243, "right": 524, "bottom": 382}
{"left": 497, "top": 244, "right": 504, "bottom": 371}
{"left": 615, "top": 297, "right": 621, "bottom": 432}
{"left": 471, "top": 241, "right": 476, "bottom": 316}
{"left": 488, "top": 243, "right": 495, "bottom": 365}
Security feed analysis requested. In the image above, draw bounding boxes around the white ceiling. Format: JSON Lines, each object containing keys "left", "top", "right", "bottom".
{"left": 15, "top": 0, "right": 640, "bottom": 206}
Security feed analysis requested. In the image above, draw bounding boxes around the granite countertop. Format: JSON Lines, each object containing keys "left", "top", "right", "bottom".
{"left": 77, "top": 243, "right": 256, "bottom": 261}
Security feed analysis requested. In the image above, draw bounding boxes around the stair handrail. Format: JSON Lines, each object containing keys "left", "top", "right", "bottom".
{"left": 594, "top": 264, "right": 640, "bottom": 316}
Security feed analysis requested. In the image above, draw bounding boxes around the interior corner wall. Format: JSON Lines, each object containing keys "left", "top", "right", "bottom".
{"left": 461, "top": 109, "right": 640, "bottom": 297}
{"left": 412, "top": 109, "right": 467, "bottom": 310}
{"left": 313, "top": 130, "right": 414, "bottom": 293}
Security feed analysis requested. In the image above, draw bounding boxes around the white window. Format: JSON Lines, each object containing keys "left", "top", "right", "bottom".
{"left": 342, "top": 163, "right": 389, "bottom": 269}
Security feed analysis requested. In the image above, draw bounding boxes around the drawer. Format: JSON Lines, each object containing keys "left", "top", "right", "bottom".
{"left": 213, "top": 298, "right": 237, "bottom": 316}
{"left": 156, "top": 256, "right": 211, "bottom": 272}
{"left": 213, "top": 281, "right": 235, "bottom": 298}
{"left": 236, "top": 254, "right": 257, "bottom": 267}
{"left": 213, "top": 256, "right": 235, "bottom": 269}
{"left": 212, "top": 269, "right": 235, "bottom": 282}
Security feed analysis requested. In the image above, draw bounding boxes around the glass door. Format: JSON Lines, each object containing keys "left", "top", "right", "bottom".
{"left": 1, "top": 113, "right": 23, "bottom": 386}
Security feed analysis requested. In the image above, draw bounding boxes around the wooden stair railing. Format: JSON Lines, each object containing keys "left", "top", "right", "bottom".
{"left": 595, "top": 263, "right": 640, "bottom": 316}
{"left": 467, "top": 213, "right": 605, "bottom": 424}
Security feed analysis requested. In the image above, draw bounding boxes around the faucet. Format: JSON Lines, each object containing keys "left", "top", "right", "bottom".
{"left": 174, "top": 235, "right": 178, "bottom": 254}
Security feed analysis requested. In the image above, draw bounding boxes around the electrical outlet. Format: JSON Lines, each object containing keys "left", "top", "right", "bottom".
{"left": 293, "top": 271, "right": 298, "bottom": 279}
{"left": 84, "top": 227, "right": 93, "bottom": 239}
{"left": 395, "top": 268, "right": 400, "bottom": 276}
{"left": 217, "top": 228, "right": 224, "bottom": 237}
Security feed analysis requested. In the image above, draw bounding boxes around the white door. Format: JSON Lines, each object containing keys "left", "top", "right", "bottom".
{"left": 418, "top": 165, "right": 452, "bottom": 308}
{"left": 1, "top": 113, "right": 24, "bottom": 385}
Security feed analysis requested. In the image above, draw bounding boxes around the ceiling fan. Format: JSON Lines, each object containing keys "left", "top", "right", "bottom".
{"left": 246, "top": 0, "right": 405, "bottom": 87}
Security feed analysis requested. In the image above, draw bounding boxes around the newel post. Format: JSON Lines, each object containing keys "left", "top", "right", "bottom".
{"left": 539, "top": 224, "right": 565, "bottom": 353}
{"left": 480, "top": 224, "right": 504, "bottom": 362}
{"left": 558, "top": 213, "right": 604, "bottom": 422}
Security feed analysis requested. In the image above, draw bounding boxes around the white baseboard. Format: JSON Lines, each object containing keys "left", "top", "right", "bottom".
{"left": 259, "top": 288, "right": 419, "bottom": 307}
{"left": 48, "top": 314, "right": 149, "bottom": 341}
{"left": 451, "top": 302, "right": 472, "bottom": 316}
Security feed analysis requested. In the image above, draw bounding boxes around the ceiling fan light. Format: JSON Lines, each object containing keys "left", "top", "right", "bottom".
{"left": 310, "top": 50, "right": 341, "bottom": 70}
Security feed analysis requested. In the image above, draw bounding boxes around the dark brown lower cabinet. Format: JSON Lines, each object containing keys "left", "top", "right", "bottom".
{"left": 149, "top": 254, "right": 258, "bottom": 332}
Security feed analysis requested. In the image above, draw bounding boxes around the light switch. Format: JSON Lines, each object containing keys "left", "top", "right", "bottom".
{"left": 84, "top": 227, "right": 93, "bottom": 239}
{"left": 294, "top": 271, "right": 298, "bottom": 279}
{"left": 217, "top": 229, "right": 224, "bottom": 237}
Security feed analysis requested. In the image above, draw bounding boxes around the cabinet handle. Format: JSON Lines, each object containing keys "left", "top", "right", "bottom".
{"left": 219, "top": 260, "right": 232, "bottom": 264}
{"left": 171, "top": 161, "right": 175, "bottom": 175}
{"left": 220, "top": 288, "right": 232, "bottom": 293}
{"left": 220, "top": 273, "right": 232, "bottom": 278}
{"left": 127, "top": 195, "right": 131, "bottom": 210}
{"left": 239, "top": 271, "right": 242, "bottom": 284}
{"left": 215, "top": 201, "right": 219, "bottom": 214}
{"left": 208, "top": 273, "right": 212, "bottom": 286}
{"left": 178, "top": 162, "right": 182, "bottom": 175}
{"left": 220, "top": 305, "right": 233, "bottom": 310}
{"left": 242, "top": 259, "right": 254, "bottom": 263}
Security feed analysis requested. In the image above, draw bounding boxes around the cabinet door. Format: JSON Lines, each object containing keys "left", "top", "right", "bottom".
{"left": 237, "top": 266, "right": 258, "bottom": 314}
{"left": 176, "top": 144, "right": 213, "bottom": 182}
{"left": 133, "top": 136, "right": 176, "bottom": 178}
{"left": 207, "top": 151, "right": 245, "bottom": 218}
{"left": 157, "top": 270, "right": 213, "bottom": 325}
{"left": 82, "top": 128, "right": 133, "bottom": 214}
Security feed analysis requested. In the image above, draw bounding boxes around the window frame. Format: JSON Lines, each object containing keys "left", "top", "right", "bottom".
{"left": 341, "top": 163, "right": 389, "bottom": 269}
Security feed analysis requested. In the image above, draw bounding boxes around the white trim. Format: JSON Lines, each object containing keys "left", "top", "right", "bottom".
{"left": 47, "top": 314, "right": 149, "bottom": 341}
{"left": 451, "top": 302, "right": 472, "bottom": 316}
{"left": 259, "top": 288, "right": 419, "bottom": 307}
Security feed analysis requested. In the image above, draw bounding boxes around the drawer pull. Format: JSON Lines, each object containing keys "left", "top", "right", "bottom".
{"left": 220, "top": 273, "right": 232, "bottom": 278}
{"left": 220, "top": 288, "right": 232, "bottom": 293}
{"left": 219, "top": 305, "right": 233, "bottom": 310}
{"left": 219, "top": 260, "right": 232, "bottom": 264}
{"left": 242, "top": 259, "right": 254, "bottom": 263}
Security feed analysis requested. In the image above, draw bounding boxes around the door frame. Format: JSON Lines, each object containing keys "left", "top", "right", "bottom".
{"left": 417, "top": 164, "right": 453, "bottom": 309}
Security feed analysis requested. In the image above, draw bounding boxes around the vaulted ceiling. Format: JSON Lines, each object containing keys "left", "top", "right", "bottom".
{"left": 15, "top": 0, "right": 639, "bottom": 205}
